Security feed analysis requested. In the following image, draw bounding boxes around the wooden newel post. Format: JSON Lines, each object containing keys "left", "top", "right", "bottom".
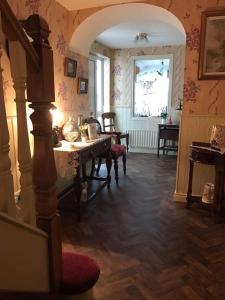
{"left": 23, "top": 15, "right": 62, "bottom": 295}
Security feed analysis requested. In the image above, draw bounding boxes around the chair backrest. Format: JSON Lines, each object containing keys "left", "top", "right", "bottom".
{"left": 84, "top": 117, "right": 102, "bottom": 134}
{"left": 102, "top": 112, "right": 116, "bottom": 132}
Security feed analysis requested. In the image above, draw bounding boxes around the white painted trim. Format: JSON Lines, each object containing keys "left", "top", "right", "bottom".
{"left": 173, "top": 192, "right": 186, "bottom": 202}
{"left": 0, "top": 211, "right": 48, "bottom": 238}
{"left": 173, "top": 192, "right": 202, "bottom": 203}
{"left": 129, "top": 148, "right": 156, "bottom": 154}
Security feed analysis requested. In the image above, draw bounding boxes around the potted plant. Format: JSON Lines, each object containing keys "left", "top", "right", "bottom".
{"left": 160, "top": 107, "right": 168, "bottom": 124}
{"left": 79, "top": 124, "right": 88, "bottom": 142}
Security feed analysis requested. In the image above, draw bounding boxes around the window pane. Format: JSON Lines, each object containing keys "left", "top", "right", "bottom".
{"left": 134, "top": 58, "right": 170, "bottom": 117}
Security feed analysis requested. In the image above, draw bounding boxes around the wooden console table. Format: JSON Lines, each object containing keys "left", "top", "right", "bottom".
{"left": 157, "top": 124, "right": 179, "bottom": 157}
{"left": 54, "top": 136, "right": 112, "bottom": 219}
{"left": 186, "top": 141, "right": 225, "bottom": 215}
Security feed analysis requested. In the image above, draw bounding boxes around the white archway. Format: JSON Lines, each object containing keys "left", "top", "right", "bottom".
{"left": 69, "top": 3, "right": 186, "bottom": 56}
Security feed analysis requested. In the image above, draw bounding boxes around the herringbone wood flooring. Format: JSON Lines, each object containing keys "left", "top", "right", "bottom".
{"left": 60, "top": 153, "right": 225, "bottom": 300}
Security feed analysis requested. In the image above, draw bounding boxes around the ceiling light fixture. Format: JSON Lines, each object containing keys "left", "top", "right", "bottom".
{"left": 135, "top": 32, "right": 149, "bottom": 42}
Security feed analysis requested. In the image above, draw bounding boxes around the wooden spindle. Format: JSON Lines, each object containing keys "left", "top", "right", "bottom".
{"left": 23, "top": 14, "right": 62, "bottom": 296}
{"left": 0, "top": 15, "right": 16, "bottom": 217}
{"left": 9, "top": 40, "right": 36, "bottom": 226}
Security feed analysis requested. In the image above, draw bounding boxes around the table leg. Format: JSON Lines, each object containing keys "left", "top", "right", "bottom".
{"left": 74, "top": 165, "right": 82, "bottom": 221}
{"left": 90, "top": 158, "right": 95, "bottom": 176}
{"left": 105, "top": 150, "right": 112, "bottom": 189}
{"left": 163, "top": 138, "right": 166, "bottom": 155}
{"left": 157, "top": 135, "right": 160, "bottom": 157}
{"left": 126, "top": 135, "right": 129, "bottom": 152}
{"left": 186, "top": 159, "right": 194, "bottom": 208}
{"left": 214, "top": 164, "right": 224, "bottom": 215}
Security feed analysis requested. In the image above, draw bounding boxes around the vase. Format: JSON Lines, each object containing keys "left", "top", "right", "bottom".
{"left": 173, "top": 110, "right": 181, "bottom": 125}
{"left": 62, "top": 117, "right": 79, "bottom": 142}
{"left": 81, "top": 136, "right": 88, "bottom": 143}
{"left": 161, "top": 118, "right": 166, "bottom": 124}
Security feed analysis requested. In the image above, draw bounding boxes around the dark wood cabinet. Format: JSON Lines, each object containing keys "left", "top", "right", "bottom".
{"left": 186, "top": 141, "right": 225, "bottom": 215}
{"left": 157, "top": 124, "right": 179, "bottom": 157}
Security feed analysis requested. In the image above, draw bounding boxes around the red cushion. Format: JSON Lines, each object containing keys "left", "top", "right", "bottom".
{"left": 61, "top": 251, "right": 100, "bottom": 294}
{"left": 111, "top": 144, "right": 126, "bottom": 155}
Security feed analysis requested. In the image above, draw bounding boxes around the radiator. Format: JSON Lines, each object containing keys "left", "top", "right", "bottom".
{"left": 127, "top": 130, "right": 158, "bottom": 149}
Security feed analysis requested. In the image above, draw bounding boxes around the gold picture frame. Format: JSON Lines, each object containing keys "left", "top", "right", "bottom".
{"left": 64, "top": 57, "right": 77, "bottom": 78}
{"left": 198, "top": 10, "right": 225, "bottom": 80}
{"left": 78, "top": 78, "right": 88, "bottom": 94}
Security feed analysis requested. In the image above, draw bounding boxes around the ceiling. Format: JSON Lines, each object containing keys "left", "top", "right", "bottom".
{"left": 69, "top": 3, "right": 186, "bottom": 55}
{"left": 96, "top": 21, "right": 185, "bottom": 49}
{"left": 56, "top": 0, "right": 142, "bottom": 10}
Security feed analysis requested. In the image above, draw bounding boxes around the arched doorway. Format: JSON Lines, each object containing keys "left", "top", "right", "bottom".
{"left": 69, "top": 3, "right": 186, "bottom": 56}
{"left": 69, "top": 3, "right": 187, "bottom": 199}
{"left": 69, "top": 3, "right": 186, "bottom": 146}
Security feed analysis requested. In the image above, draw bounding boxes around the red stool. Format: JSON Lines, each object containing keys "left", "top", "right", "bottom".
{"left": 61, "top": 252, "right": 100, "bottom": 299}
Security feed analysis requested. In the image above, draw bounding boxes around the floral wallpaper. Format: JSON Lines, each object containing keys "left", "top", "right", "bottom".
{"left": 4, "top": 0, "right": 89, "bottom": 123}
{"left": 111, "top": 45, "right": 185, "bottom": 110}
{"left": 90, "top": 41, "right": 112, "bottom": 58}
{"left": 68, "top": 0, "right": 225, "bottom": 116}
{"left": 3, "top": 0, "right": 225, "bottom": 119}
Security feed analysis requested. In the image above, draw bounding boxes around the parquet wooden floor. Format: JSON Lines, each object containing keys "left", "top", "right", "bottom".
{"left": 60, "top": 153, "right": 225, "bottom": 300}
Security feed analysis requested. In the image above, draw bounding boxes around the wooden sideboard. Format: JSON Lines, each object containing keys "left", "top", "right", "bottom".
{"left": 186, "top": 141, "right": 225, "bottom": 215}
{"left": 157, "top": 124, "right": 179, "bottom": 157}
{"left": 54, "top": 136, "right": 112, "bottom": 219}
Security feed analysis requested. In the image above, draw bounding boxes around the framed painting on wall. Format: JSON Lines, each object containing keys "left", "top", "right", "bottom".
{"left": 64, "top": 57, "right": 77, "bottom": 77}
{"left": 198, "top": 10, "right": 225, "bottom": 80}
{"left": 78, "top": 78, "right": 88, "bottom": 94}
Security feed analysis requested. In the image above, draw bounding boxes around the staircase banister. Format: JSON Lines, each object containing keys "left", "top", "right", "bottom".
{"left": 0, "top": 0, "right": 40, "bottom": 71}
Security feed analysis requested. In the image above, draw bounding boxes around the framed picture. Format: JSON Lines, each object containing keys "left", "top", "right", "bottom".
{"left": 78, "top": 78, "right": 88, "bottom": 94}
{"left": 198, "top": 10, "right": 225, "bottom": 80}
{"left": 64, "top": 57, "right": 77, "bottom": 77}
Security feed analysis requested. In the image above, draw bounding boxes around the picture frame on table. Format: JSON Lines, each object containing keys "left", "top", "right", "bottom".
{"left": 78, "top": 78, "right": 88, "bottom": 94}
{"left": 198, "top": 10, "right": 225, "bottom": 80}
{"left": 64, "top": 57, "right": 77, "bottom": 78}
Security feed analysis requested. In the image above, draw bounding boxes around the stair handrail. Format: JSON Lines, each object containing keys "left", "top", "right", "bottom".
{"left": 0, "top": 0, "right": 40, "bottom": 71}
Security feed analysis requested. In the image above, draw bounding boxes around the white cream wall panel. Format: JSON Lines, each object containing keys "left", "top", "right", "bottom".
{"left": 175, "top": 114, "right": 225, "bottom": 201}
{"left": 0, "top": 212, "right": 49, "bottom": 292}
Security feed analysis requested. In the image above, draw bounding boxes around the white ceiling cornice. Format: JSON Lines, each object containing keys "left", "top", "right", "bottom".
{"left": 56, "top": 0, "right": 143, "bottom": 11}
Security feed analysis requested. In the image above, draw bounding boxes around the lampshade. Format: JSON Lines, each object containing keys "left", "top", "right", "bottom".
{"left": 51, "top": 106, "right": 64, "bottom": 127}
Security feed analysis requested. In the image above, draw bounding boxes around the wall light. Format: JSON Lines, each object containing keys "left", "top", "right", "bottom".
{"left": 50, "top": 106, "right": 64, "bottom": 127}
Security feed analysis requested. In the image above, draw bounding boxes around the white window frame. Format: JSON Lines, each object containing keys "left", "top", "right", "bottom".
{"left": 89, "top": 54, "right": 110, "bottom": 119}
{"left": 131, "top": 54, "right": 173, "bottom": 120}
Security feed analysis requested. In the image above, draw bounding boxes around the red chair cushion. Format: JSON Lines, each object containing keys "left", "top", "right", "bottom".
{"left": 111, "top": 144, "right": 126, "bottom": 155}
{"left": 61, "top": 251, "right": 100, "bottom": 294}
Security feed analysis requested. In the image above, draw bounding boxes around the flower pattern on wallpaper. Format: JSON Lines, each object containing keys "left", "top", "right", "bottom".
{"left": 167, "top": 0, "right": 173, "bottom": 10}
{"left": 25, "top": 0, "right": 40, "bottom": 14}
{"left": 58, "top": 81, "right": 67, "bottom": 101}
{"left": 186, "top": 25, "right": 200, "bottom": 51}
{"left": 113, "top": 64, "right": 122, "bottom": 76}
{"left": 183, "top": 79, "right": 200, "bottom": 103}
{"left": 112, "top": 88, "right": 121, "bottom": 102}
{"left": 208, "top": 90, "right": 219, "bottom": 114}
{"left": 56, "top": 33, "right": 66, "bottom": 56}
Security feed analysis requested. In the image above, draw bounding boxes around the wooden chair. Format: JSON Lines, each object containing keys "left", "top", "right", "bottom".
{"left": 84, "top": 117, "right": 126, "bottom": 184}
{"left": 102, "top": 112, "right": 129, "bottom": 152}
